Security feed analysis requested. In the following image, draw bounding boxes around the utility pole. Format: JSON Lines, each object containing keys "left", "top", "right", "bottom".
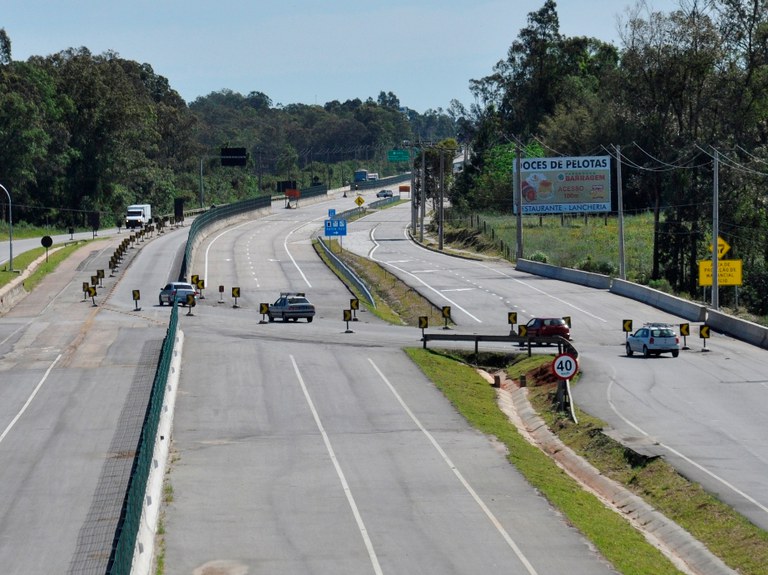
{"left": 616, "top": 145, "right": 626, "bottom": 280}
{"left": 515, "top": 143, "right": 523, "bottom": 260}
{"left": 0, "top": 183, "right": 13, "bottom": 272}
{"left": 712, "top": 149, "right": 719, "bottom": 309}
{"left": 439, "top": 149, "right": 445, "bottom": 250}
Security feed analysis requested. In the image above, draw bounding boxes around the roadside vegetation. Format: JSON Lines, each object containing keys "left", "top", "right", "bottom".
{"left": 322, "top": 215, "right": 768, "bottom": 575}
{"left": 435, "top": 211, "right": 768, "bottom": 327}
{"left": 0, "top": 241, "right": 88, "bottom": 290}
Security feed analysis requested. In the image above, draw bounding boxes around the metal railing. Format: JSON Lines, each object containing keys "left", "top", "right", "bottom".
{"left": 108, "top": 304, "right": 179, "bottom": 575}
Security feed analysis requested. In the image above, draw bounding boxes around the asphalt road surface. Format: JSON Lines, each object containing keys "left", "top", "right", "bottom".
{"left": 342, "top": 200, "right": 768, "bottom": 533}
{"left": 160, "top": 196, "right": 619, "bottom": 574}
{"left": 0, "top": 224, "right": 191, "bottom": 573}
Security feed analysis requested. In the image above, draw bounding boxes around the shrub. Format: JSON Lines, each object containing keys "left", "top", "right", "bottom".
{"left": 529, "top": 251, "right": 549, "bottom": 263}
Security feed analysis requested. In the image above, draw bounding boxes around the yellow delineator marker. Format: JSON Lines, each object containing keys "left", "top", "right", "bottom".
{"left": 700, "top": 324, "right": 711, "bottom": 352}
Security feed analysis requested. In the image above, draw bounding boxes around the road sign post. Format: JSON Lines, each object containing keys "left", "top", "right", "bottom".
{"left": 700, "top": 324, "right": 711, "bottom": 352}
{"left": 419, "top": 316, "right": 429, "bottom": 344}
{"left": 679, "top": 323, "right": 690, "bottom": 350}
{"left": 552, "top": 353, "right": 579, "bottom": 423}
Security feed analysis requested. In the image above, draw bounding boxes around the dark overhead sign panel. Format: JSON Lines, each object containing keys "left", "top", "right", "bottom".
{"left": 221, "top": 147, "right": 248, "bottom": 166}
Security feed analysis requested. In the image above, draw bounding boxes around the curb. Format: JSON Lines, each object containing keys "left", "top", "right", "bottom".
{"left": 482, "top": 371, "right": 738, "bottom": 575}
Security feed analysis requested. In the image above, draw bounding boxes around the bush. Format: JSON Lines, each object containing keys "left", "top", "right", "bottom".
{"left": 529, "top": 251, "right": 549, "bottom": 263}
{"left": 576, "top": 256, "right": 616, "bottom": 275}
{"left": 648, "top": 278, "right": 673, "bottom": 293}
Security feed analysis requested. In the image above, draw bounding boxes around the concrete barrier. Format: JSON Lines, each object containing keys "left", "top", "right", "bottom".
{"left": 706, "top": 308, "right": 768, "bottom": 349}
{"left": 610, "top": 278, "right": 707, "bottom": 322}
{"left": 516, "top": 259, "right": 612, "bottom": 289}
{"left": 131, "top": 330, "right": 184, "bottom": 574}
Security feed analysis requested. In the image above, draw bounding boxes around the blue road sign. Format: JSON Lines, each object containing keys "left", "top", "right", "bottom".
{"left": 324, "top": 219, "right": 347, "bottom": 236}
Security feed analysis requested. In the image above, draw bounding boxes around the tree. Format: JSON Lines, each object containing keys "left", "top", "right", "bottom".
{"left": 0, "top": 28, "right": 11, "bottom": 65}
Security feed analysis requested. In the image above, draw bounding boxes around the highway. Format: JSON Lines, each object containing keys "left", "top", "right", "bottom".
{"left": 341, "top": 200, "right": 768, "bottom": 532}
{"left": 160, "top": 195, "right": 619, "bottom": 574}
{"left": 0, "top": 224, "right": 191, "bottom": 573}
{"left": 1, "top": 188, "right": 766, "bottom": 573}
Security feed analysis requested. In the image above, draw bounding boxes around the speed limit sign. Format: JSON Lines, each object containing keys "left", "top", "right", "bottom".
{"left": 552, "top": 353, "right": 578, "bottom": 380}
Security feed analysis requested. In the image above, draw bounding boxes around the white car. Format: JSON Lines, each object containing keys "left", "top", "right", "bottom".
{"left": 626, "top": 323, "right": 680, "bottom": 358}
{"left": 267, "top": 292, "right": 315, "bottom": 322}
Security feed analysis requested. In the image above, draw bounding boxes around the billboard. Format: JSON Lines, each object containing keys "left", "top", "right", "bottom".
{"left": 513, "top": 156, "right": 611, "bottom": 214}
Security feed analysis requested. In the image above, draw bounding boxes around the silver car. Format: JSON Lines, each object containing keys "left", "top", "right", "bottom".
{"left": 268, "top": 292, "right": 315, "bottom": 322}
{"left": 626, "top": 323, "right": 680, "bottom": 358}
{"left": 159, "top": 282, "right": 198, "bottom": 306}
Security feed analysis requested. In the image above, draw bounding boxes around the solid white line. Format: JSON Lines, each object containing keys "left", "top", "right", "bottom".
{"left": 290, "top": 355, "right": 383, "bottom": 575}
{"left": 203, "top": 220, "right": 254, "bottom": 286}
{"left": 0, "top": 354, "right": 63, "bottom": 445}
{"left": 472, "top": 261, "right": 608, "bottom": 323}
{"left": 370, "top": 228, "right": 482, "bottom": 323}
{"left": 607, "top": 378, "right": 768, "bottom": 515}
{"left": 367, "top": 358, "right": 540, "bottom": 575}
{"left": 284, "top": 224, "right": 313, "bottom": 288}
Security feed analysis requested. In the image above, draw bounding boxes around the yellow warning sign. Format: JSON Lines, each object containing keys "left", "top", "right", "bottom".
{"left": 698, "top": 259, "right": 742, "bottom": 286}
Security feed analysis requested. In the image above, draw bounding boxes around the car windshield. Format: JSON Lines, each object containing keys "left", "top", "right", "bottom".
{"left": 287, "top": 297, "right": 309, "bottom": 305}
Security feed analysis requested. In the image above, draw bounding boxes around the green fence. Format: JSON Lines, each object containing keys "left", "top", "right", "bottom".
{"left": 107, "top": 304, "right": 179, "bottom": 575}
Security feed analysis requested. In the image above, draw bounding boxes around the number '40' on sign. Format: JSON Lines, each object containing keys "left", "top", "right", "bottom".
{"left": 551, "top": 354, "right": 578, "bottom": 380}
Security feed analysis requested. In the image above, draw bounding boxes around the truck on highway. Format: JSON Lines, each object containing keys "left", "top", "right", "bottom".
{"left": 125, "top": 204, "right": 152, "bottom": 229}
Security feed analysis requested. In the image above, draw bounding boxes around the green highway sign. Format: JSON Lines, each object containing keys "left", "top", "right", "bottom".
{"left": 387, "top": 149, "right": 410, "bottom": 162}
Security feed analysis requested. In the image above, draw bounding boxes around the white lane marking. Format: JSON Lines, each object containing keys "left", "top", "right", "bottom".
{"left": 368, "top": 358, "right": 540, "bottom": 575}
{"left": 204, "top": 220, "right": 255, "bottom": 287}
{"left": 0, "top": 354, "right": 63, "bottom": 445}
{"left": 290, "top": 355, "right": 383, "bottom": 575}
{"left": 370, "top": 228, "right": 482, "bottom": 324}
{"left": 471, "top": 262, "right": 608, "bottom": 323}
{"left": 284, "top": 222, "right": 315, "bottom": 288}
{"left": 607, "top": 378, "right": 768, "bottom": 516}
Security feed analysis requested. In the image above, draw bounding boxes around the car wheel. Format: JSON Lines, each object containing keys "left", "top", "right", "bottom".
{"left": 626, "top": 342, "right": 633, "bottom": 357}
{"left": 643, "top": 345, "right": 650, "bottom": 358}
{"left": 672, "top": 350, "right": 679, "bottom": 358}
{"left": 291, "top": 317, "right": 298, "bottom": 322}
{"left": 159, "top": 298, "right": 164, "bottom": 306}
{"left": 268, "top": 314, "right": 274, "bottom": 323}
{"left": 307, "top": 317, "right": 313, "bottom": 323}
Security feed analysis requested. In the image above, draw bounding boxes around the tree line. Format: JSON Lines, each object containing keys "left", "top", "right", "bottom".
{"left": 452, "top": 0, "right": 768, "bottom": 315}
{"left": 0, "top": 29, "right": 457, "bottom": 229}
{"left": 2, "top": 0, "right": 768, "bottom": 316}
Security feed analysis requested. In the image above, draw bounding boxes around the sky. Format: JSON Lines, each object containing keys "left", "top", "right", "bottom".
{"left": 1, "top": 0, "right": 681, "bottom": 113}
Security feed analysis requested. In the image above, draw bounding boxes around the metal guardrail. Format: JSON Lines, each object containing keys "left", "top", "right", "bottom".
{"left": 421, "top": 332, "right": 577, "bottom": 358}
{"left": 315, "top": 237, "right": 375, "bottom": 308}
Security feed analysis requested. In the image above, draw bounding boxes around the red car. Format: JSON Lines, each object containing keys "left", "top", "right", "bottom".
{"left": 522, "top": 317, "right": 571, "bottom": 340}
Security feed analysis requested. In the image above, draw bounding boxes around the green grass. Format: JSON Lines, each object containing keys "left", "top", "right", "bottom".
{"left": 404, "top": 348, "right": 682, "bottom": 575}
{"left": 525, "top": 380, "right": 768, "bottom": 574}
{"left": 320, "top": 212, "right": 768, "bottom": 574}
{"left": 446, "top": 211, "right": 656, "bottom": 281}
{"left": 0, "top": 241, "right": 90, "bottom": 290}
{"left": 313, "top": 237, "right": 448, "bottom": 327}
